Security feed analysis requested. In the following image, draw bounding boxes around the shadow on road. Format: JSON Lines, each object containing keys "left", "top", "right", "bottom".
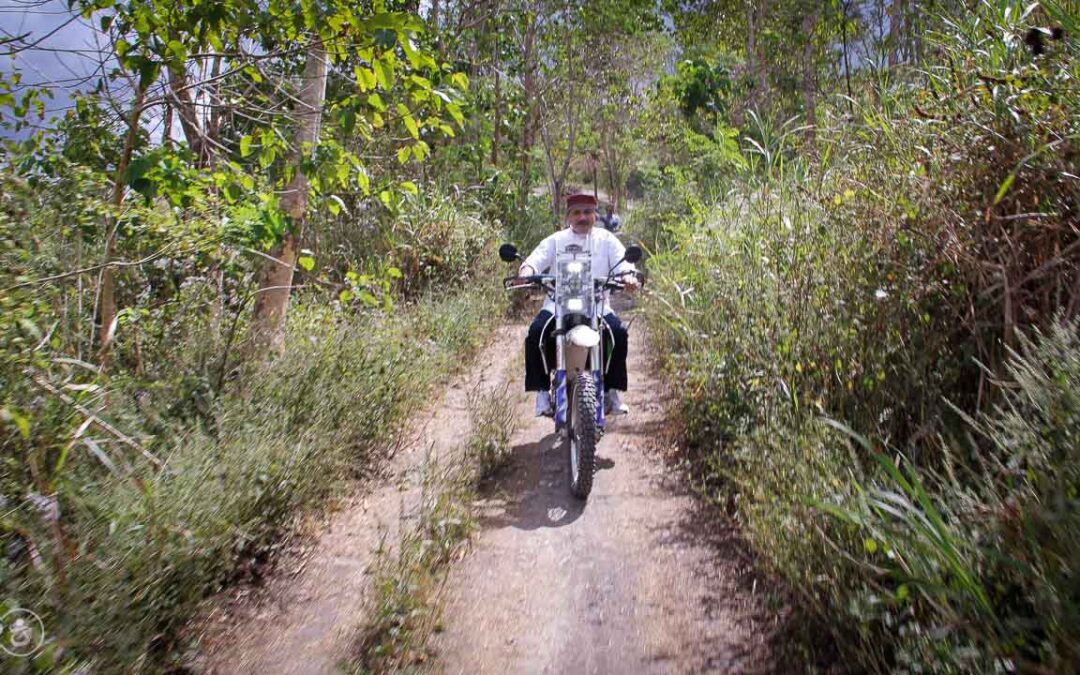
{"left": 477, "top": 430, "right": 614, "bottom": 531}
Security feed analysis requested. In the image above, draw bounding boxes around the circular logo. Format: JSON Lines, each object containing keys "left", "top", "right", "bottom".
{"left": 0, "top": 608, "right": 45, "bottom": 657}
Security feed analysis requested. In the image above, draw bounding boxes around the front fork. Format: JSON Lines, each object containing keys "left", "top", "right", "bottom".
{"left": 554, "top": 335, "right": 605, "bottom": 430}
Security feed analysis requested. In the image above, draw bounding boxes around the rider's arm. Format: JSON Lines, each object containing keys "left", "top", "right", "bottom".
{"left": 520, "top": 234, "right": 556, "bottom": 277}
{"left": 607, "top": 234, "right": 640, "bottom": 290}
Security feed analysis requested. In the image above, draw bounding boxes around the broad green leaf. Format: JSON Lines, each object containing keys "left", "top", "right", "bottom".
{"left": 397, "top": 146, "right": 412, "bottom": 164}
{"left": 355, "top": 67, "right": 376, "bottom": 92}
{"left": 446, "top": 102, "right": 465, "bottom": 126}
{"left": 298, "top": 255, "right": 315, "bottom": 271}
{"left": 403, "top": 114, "right": 419, "bottom": 140}
{"left": 359, "top": 290, "right": 379, "bottom": 307}
{"left": 374, "top": 59, "right": 394, "bottom": 89}
{"left": 399, "top": 181, "right": 418, "bottom": 195}
{"left": 167, "top": 40, "right": 186, "bottom": 61}
{"left": 239, "top": 135, "right": 253, "bottom": 158}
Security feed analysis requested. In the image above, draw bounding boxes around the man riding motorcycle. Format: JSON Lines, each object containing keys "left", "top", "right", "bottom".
{"left": 516, "top": 193, "right": 639, "bottom": 417}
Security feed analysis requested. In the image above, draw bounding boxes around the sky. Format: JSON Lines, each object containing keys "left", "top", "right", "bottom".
{"left": 1, "top": 0, "right": 116, "bottom": 135}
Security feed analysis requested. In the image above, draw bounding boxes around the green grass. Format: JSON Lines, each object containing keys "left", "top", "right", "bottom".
{"left": 634, "top": 2, "right": 1079, "bottom": 669}
{"left": 0, "top": 282, "right": 506, "bottom": 673}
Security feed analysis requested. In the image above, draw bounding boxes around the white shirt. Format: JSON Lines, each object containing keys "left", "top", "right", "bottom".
{"left": 521, "top": 227, "right": 636, "bottom": 315}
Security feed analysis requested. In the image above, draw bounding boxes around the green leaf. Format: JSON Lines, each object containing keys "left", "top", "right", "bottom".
{"left": 339, "top": 289, "right": 354, "bottom": 304}
{"left": 450, "top": 72, "right": 469, "bottom": 90}
{"left": 355, "top": 67, "right": 376, "bottom": 92}
{"left": 386, "top": 266, "right": 403, "bottom": 279}
{"left": 0, "top": 407, "right": 31, "bottom": 440}
{"left": 374, "top": 58, "right": 394, "bottom": 90}
{"left": 994, "top": 173, "right": 1016, "bottom": 205}
{"left": 446, "top": 102, "right": 465, "bottom": 126}
{"left": 367, "top": 93, "right": 386, "bottom": 111}
{"left": 397, "top": 146, "right": 412, "bottom": 164}
{"left": 373, "top": 28, "right": 397, "bottom": 49}
{"left": 239, "top": 135, "right": 253, "bottom": 158}
{"left": 402, "top": 114, "right": 419, "bottom": 140}
{"left": 327, "top": 194, "right": 348, "bottom": 215}
{"left": 298, "top": 255, "right": 315, "bottom": 271}
{"left": 123, "top": 155, "right": 155, "bottom": 187}
{"left": 166, "top": 39, "right": 186, "bottom": 61}
{"left": 399, "top": 181, "right": 418, "bottom": 195}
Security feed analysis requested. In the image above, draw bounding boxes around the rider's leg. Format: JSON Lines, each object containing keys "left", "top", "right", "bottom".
{"left": 526, "top": 310, "right": 555, "bottom": 415}
{"left": 525, "top": 310, "right": 554, "bottom": 391}
{"left": 602, "top": 312, "right": 630, "bottom": 415}
{"left": 602, "top": 312, "right": 629, "bottom": 392}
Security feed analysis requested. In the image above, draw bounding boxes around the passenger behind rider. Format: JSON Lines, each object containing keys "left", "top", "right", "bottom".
{"left": 517, "top": 193, "right": 639, "bottom": 417}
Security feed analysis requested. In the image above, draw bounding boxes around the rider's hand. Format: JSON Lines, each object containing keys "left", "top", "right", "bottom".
{"left": 518, "top": 263, "right": 537, "bottom": 277}
{"left": 623, "top": 275, "right": 641, "bottom": 293}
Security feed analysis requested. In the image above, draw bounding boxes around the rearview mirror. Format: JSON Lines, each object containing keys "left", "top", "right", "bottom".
{"left": 498, "top": 243, "right": 520, "bottom": 263}
{"left": 624, "top": 245, "right": 643, "bottom": 264}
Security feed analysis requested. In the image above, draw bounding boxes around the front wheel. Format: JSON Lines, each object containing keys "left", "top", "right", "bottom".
{"left": 568, "top": 373, "right": 597, "bottom": 499}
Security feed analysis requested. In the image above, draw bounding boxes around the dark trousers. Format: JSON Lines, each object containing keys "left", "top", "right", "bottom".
{"left": 525, "top": 310, "right": 629, "bottom": 392}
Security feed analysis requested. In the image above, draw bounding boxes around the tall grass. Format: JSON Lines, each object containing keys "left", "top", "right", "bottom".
{"left": 0, "top": 167, "right": 509, "bottom": 670}
{"left": 0, "top": 283, "right": 504, "bottom": 672}
{"left": 638, "top": 1, "right": 1079, "bottom": 670}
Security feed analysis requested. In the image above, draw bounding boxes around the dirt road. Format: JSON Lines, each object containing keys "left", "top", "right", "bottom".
{"left": 432, "top": 317, "right": 775, "bottom": 673}
{"left": 194, "top": 313, "right": 776, "bottom": 674}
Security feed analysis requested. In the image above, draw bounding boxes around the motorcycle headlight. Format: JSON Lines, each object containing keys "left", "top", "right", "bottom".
{"left": 566, "top": 262, "right": 583, "bottom": 275}
{"left": 566, "top": 298, "right": 583, "bottom": 312}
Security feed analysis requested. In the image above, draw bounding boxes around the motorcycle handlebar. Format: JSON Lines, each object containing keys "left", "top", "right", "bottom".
{"left": 503, "top": 270, "right": 645, "bottom": 292}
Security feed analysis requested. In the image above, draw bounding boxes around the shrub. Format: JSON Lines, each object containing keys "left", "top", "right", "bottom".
{"left": 639, "top": 2, "right": 1079, "bottom": 670}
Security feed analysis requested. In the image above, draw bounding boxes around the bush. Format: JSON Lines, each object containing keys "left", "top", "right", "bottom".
{"left": 639, "top": 2, "right": 1079, "bottom": 670}
{"left": 0, "top": 159, "right": 507, "bottom": 670}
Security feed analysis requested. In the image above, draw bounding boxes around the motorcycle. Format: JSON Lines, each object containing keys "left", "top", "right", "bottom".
{"left": 499, "top": 241, "right": 644, "bottom": 499}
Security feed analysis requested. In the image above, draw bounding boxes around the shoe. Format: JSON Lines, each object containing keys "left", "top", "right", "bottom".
{"left": 535, "top": 391, "right": 554, "bottom": 417}
{"left": 605, "top": 389, "right": 630, "bottom": 416}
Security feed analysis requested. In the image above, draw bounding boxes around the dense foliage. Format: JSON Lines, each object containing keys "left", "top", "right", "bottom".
{"left": 640, "top": 0, "right": 1079, "bottom": 671}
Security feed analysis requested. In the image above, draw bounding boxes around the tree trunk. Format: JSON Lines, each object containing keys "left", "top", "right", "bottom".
{"left": 492, "top": 60, "right": 502, "bottom": 167}
{"left": 841, "top": 0, "right": 855, "bottom": 114}
{"left": 746, "top": 0, "right": 768, "bottom": 111}
{"left": 97, "top": 86, "right": 146, "bottom": 368}
{"left": 518, "top": 6, "right": 538, "bottom": 211}
{"left": 888, "top": 0, "right": 905, "bottom": 68}
{"left": 248, "top": 41, "right": 327, "bottom": 355}
{"left": 167, "top": 63, "right": 207, "bottom": 165}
